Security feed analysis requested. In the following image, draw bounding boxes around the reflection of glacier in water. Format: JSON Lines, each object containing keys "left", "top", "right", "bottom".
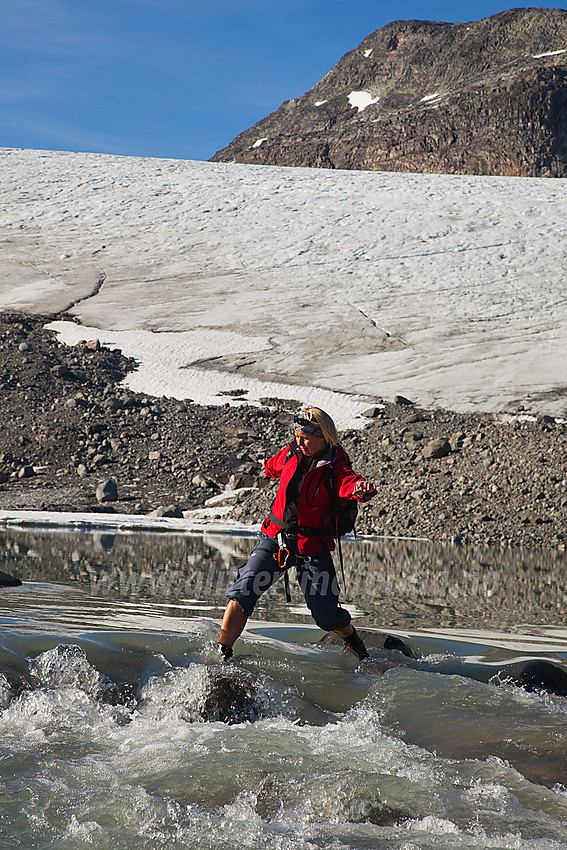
{"left": 3, "top": 525, "right": 567, "bottom": 630}
{"left": 2, "top": 525, "right": 567, "bottom": 847}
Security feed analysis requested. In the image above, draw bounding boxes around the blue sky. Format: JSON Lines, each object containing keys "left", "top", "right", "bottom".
{"left": 1, "top": 1, "right": 566, "bottom": 161}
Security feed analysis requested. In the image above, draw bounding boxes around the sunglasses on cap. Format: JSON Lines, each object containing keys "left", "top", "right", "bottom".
{"left": 293, "top": 415, "right": 323, "bottom": 438}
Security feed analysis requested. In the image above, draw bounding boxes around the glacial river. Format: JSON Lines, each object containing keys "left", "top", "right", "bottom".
{"left": 1, "top": 524, "right": 567, "bottom": 849}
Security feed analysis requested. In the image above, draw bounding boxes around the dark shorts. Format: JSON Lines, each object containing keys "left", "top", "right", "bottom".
{"left": 225, "top": 534, "right": 351, "bottom": 632}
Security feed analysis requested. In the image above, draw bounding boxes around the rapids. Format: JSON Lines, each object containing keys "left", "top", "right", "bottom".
{"left": 1, "top": 524, "right": 567, "bottom": 848}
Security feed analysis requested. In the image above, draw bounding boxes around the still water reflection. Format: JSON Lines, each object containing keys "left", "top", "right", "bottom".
{"left": 2, "top": 526, "right": 567, "bottom": 633}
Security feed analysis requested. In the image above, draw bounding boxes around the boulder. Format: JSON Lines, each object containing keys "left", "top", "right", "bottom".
{"left": 50, "top": 364, "right": 69, "bottom": 379}
{"left": 95, "top": 479, "right": 118, "bottom": 502}
{"left": 519, "top": 509, "right": 541, "bottom": 525}
{"left": 150, "top": 505, "right": 183, "bottom": 518}
{"left": 422, "top": 438, "right": 451, "bottom": 459}
{"left": 192, "top": 472, "right": 210, "bottom": 488}
{"left": 362, "top": 406, "right": 382, "bottom": 418}
{"left": 105, "top": 397, "right": 123, "bottom": 413}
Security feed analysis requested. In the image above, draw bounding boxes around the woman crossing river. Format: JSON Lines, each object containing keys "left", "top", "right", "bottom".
{"left": 218, "top": 406, "right": 376, "bottom": 661}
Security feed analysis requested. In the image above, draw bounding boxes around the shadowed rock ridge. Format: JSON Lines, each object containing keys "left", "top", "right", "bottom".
{"left": 211, "top": 8, "right": 567, "bottom": 177}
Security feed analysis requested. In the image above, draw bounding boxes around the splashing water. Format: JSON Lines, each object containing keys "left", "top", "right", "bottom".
{"left": 1, "top": 527, "right": 567, "bottom": 848}
{"left": 1, "top": 630, "right": 567, "bottom": 849}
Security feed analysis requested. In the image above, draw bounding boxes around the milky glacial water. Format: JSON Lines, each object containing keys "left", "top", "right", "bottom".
{"left": 1, "top": 526, "right": 567, "bottom": 849}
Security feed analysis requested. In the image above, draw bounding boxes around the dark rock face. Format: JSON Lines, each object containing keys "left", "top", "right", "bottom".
{"left": 211, "top": 8, "right": 567, "bottom": 177}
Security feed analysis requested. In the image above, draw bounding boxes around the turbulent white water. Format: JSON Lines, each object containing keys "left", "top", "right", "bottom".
{"left": 2, "top": 527, "right": 567, "bottom": 848}
{"left": 2, "top": 628, "right": 567, "bottom": 849}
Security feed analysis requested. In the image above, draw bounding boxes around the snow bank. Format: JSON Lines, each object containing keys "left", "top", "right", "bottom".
{"left": 347, "top": 91, "right": 380, "bottom": 111}
{"left": 1, "top": 147, "right": 566, "bottom": 418}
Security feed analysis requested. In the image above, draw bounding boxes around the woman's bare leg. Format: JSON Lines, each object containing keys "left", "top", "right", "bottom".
{"left": 333, "top": 624, "right": 354, "bottom": 638}
{"left": 218, "top": 599, "right": 248, "bottom": 649}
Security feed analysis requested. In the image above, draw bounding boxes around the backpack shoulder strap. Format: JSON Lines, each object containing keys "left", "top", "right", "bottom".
{"left": 321, "top": 463, "right": 340, "bottom": 539}
{"left": 322, "top": 462, "right": 335, "bottom": 497}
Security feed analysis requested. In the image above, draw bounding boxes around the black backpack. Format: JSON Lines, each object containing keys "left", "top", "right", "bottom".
{"left": 322, "top": 465, "right": 358, "bottom": 539}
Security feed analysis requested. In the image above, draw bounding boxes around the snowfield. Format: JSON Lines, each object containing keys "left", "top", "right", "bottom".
{"left": 1, "top": 147, "right": 566, "bottom": 425}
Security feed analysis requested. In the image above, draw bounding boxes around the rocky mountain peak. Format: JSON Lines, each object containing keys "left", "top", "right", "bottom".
{"left": 211, "top": 8, "right": 567, "bottom": 177}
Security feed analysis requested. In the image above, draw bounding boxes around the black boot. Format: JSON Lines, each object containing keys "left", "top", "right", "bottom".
{"left": 218, "top": 643, "right": 233, "bottom": 662}
{"left": 343, "top": 628, "right": 369, "bottom": 661}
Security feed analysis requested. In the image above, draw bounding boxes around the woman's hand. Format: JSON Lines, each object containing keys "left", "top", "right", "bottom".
{"left": 259, "top": 458, "right": 266, "bottom": 470}
{"left": 353, "top": 480, "right": 376, "bottom": 500}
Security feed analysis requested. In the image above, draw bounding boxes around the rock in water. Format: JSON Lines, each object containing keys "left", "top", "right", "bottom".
{"left": 200, "top": 668, "right": 266, "bottom": 724}
{"left": 0, "top": 570, "right": 22, "bottom": 587}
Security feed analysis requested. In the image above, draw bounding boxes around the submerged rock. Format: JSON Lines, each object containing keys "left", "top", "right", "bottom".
{"left": 0, "top": 569, "right": 22, "bottom": 587}
{"left": 200, "top": 667, "right": 267, "bottom": 724}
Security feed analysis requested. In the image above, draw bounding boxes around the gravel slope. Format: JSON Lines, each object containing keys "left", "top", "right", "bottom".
{"left": 1, "top": 312, "right": 565, "bottom": 550}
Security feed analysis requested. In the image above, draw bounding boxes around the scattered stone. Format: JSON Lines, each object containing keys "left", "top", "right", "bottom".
{"left": 18, "top": 341, "right": 31, "bottom": 352}
{"left": 402, "top": 430, "right": 421, "bottom": 443}
{"left": 18, "top": 466, "right": 35, "bottom": 479}
{"left": 95, "top": 479, "right": 118, "bottom": 503}
{"left": 148, "top": 451, "right": 161, "bottom": 461}
{"left": 50, "top": 364, "right": 69, "bottom": 379}
{"left": 422, "top": 438, "right": 452, "bottom": 459}
{"left": 229, "top": 471, "right": 260, "bottom": 489}
{"left": 362, "top": 406, "right": 382, "bottom": 418}
{"left": 149, "top": 504, "right": 183, "bottom": 518}
{"left": 519, "top": 509, "right": 541, "bottom": 525}
{"left": 449, "top": 432, "right": 465, "bottom": 450}
{"left": 68, "top": 368, "right": 86, "bottom": 382}
{"left": 394, "top": 395, "right": 415, "bottom": 406}
{"left": 105, "top": 397, "right": 123, "bottom": 413}
{"left": 1, "top": 311, "right": 566, "bottom": 550}
{"left": 85, "top": 339, "right": 101, "bottom": 351}
{"left": 0, "top": 471, "right": 8, "bottom": 484}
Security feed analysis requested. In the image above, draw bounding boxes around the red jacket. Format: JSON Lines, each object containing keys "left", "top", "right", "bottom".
{"left": 260, "top": 443, "right": 368, "bottom": 554}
